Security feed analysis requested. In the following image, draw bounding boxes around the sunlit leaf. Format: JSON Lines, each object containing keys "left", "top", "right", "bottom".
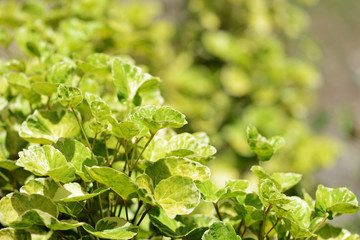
{"left": 154, "top": 176, "right": 200, "bottom": 218}
{"left": 86, "top": 166, "right": 137, "bottom": 200}
{"left": 57, "top": 84, "right": 83, "bottom": 107}
{"left": 19, "top": 110, "right": 80, "bottom": 144}
{"left": 145, "top": 157, "right": 210, "bottom": 185}
{"left": 53, "top": 138, "right": 97, "bottom": 182}
{"left": 315, "top": 185, "right": 360, "bottom": 216}
{"left": 17, "top": 145, "right": 75, "bottom": 183}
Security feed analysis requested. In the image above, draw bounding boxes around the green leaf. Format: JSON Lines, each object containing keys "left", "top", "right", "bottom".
{"left": 316, "top": 224, "right": 342, "bottom": 239}
{"left": 129, "top": 105, "right": 158, "bottom": 136}
{"left": 154, "top": 176, "right": 200, "bottom": 218}
{"left": 0, "top": 192, "right": 58, "bottom": 226}
{"left": 46, "top": 59, "right": 75, "bottom": 84}
{"left": 5, "top": 59, "right": 25, "bottom": 72}
{"left": 85, "top": 166, "right": 137, "bottom": 200}
{"left": 85, "top": 93, "right": 112, "bottom": 124}
{"left": 5, "top": 72, "right": 41, "bottom": 103}
{"left": 202, "top": 222, "right": 241, "bottom": 240}
{"left": 274, "top": 196, "right": 311, "bottom": 229}
{"left": 32, "top": 82, "right": 59, "bottom": 96}
{"left": 19, "top": 110, "right": 80, "bottom": 144}
{"left": 108, "top": 118, "right": 139, "bottom": 140}
{"left": 0, "top": 228, "right": 31, "bottom": 240}
{"left": 136, "top": 174, "right": 155, "bottom": 204}
{"left": 0, "top": 27, "right": 12, "bottom": 48}
{"left": 17, "top": 145, "right": 75, "bottom": 183}
{"left": 166, "top": 133, "right": 216, "bottom": 163}
{"left": 112, "top": 57, "right": 130, "bottom": 103}
{"left": 251, "top": 165, "right": 301, "bottom": 192}
{"left": 271, "top": 172, "right": 302, "bottom": 192}
{"left": 143, "top": 135, "right": 167, "bottom": 161}
{"left": 315, "top": 185, "right": 360, "bottom": 216}
{"left": 57, "top": 84, "right": 83, "bottom": 107}
{"left": 53, "top": 138, "right": 97, "bottom": 182}
{"left": 149, "top": 206, "right": 216, "bottom": 238}
{"left": 26, "top": 42, "right": 41, "bottom": 57}
{"left": 196, "top": 180, "right": 220, "bottom": 202}
{"left": 246, "top": 125, "right": 285, "bottom": 161}
{"left": 111, "top": 58, "right": 160, "bottom": 105}
{"left": 83, "top": 217, "right": 138, "bottom": 239}
{"left": 53, "top": 183, "right": 108, "bottom": 202}
{"left": 142, "top": 106, "right": 187, "bottom": 133}
{"left": 20, "top": 177, "right": 59, "bottom": 199}
{"left": 145, "top": 157, "right": 210, "bottom": 185}
{"left": 258, "top": 179, "right": 290, "bottom": 206}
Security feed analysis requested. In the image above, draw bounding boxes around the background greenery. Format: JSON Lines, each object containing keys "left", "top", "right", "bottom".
{"left": 0, "top": 0, "right": 358, "bottom": 233}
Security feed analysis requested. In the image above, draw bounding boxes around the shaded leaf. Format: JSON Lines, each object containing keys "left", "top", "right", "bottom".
{"left": 202, "top": 222, "right": 241, "bottom": 240}
{"left": 83, "top": 217, "right": 137, "bottom": 239}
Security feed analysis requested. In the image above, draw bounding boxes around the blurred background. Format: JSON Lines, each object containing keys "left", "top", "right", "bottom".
{"left": 0, "top": 0, "right": 359, "bottom": 233}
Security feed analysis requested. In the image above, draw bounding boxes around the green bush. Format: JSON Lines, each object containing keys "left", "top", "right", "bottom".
{"left": 0, "top": 52, "right": 358, "bottom": 239}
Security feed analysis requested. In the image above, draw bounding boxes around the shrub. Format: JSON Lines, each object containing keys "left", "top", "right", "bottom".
{"left": 0, "top": 53, "right": 358, "bottom": 239}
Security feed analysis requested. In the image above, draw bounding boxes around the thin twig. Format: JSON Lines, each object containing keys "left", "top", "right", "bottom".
{"left": 132, "top": 200, "right": 143, "bottom": 224}
{"left": 129, "top": 132, "right": 156, "bottom": 177}
{"left": 236, "top": 219, "right": 244, "bottom": 235}
{"left": 213, "top": 202, "right": 223, "bottom": 221}
{"left": 137, "top": 205, "right": 155, "bottom": 226}
{"left": 71, "top": 106, "right": 90, "bottom": 148}
{"left": 91, "top": 131, "right": 98, "bottom": 152}
{"left": 104, "top": 132, "right": 109, "bottom": 165}
{"left": 264, "top": 216, "right": 281, "bottom": 238}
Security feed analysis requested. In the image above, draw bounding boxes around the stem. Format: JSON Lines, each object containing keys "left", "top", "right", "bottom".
{"left": 124, "top": 199, "right": 129, "bottom": 221}
{"left": 137, "top": 205, "right": 155, "bottom": 226}
{"left": 213, "top": 202, "right": 223, "bottom": 221}
{"left": 76, "top": 202, "right": 95, "bottom": 226}
{"left": 260, "top": 204, "right": 273, "bottom": 240}
{"left": 96, "top": 182, "right": 104, "bottom": 219}
{"left": 110, "top": 139, "right": 121, "bottom": 166}
{"left": 132, "top": 200, "right": 143, "bottom": 224}
{"left": 71, "top": 106, "right": 90, "bottom": 148}
{"left": 129, "top": 132, "right": 156, "bottom": 177}
{"left": 305, "top": 213, "right": 329, "bottom": 240}
{"left": 108, "top": 193, "right": 113, "bottom": 217}
{"left": 46, "top": 94, "right": 52, "bottom": 110}
{"left": 286, "top": 232, "right": 291, "bottom": 240}
{"left": 264, "top": 216, "right": 281, "bottom": 238}
{"left": 104, "top": 132, "right": 109, "bottom": 165}
{"left": 91, "top": 131, "right": 98, "bottom": 152}
{"left": 241, "top": 225, "right": 248, "bottom": 238}
{"left": 124, "top": 140, "right": 130, "bottom": 172}
{"left": 236, "top": 219, "right": 244, "bottom": 235}
{"left": 118, "top": 202, "right": 124, "bottom": 218}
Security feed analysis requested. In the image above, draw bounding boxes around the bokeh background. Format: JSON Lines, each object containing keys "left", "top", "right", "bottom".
{"left": 0, "top": 0, "right": 359, "bottom": 233}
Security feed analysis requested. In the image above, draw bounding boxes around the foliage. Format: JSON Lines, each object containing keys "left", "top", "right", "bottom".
{"left": 0, "top": 0, "right": 340, "bottom": 177}
{"left": 0, "top": 53, "right": 358, "bottom": 239}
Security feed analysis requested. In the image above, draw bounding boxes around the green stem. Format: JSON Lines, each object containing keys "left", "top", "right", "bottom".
{"left": 213, "top": 202, "right": 223, "bottom": 221}
{"left": 71, "top": 106, "right": 90, "bottom": 148}
{"left": 132, "top": 200, "right": 143, "bottom": 224}
{"left": 124, "top": 199, "right": 129, "bottom": 222}
{"left": 91, "top": 131, "right": 98, "bottom": 152}
{"left": 124, "top": 140, "right": 130, "bottom": 172}
{"left": 236, "top": 219, "right": 244, "bottom": 235}
{"left": 46, "top": 94, "right": 52, "bottom": 110}
{"left": 137, "top": 204, "right": 155, "bottom": 226}
{"left": 305, "top": 213, "right": 329, "bottom": 240}
{"left": 129, "top": 132, "right": 156, "bottom": 177}
{"left": 260, "top": 204, "right": 272, "bottom": 240}
{"left": 76, "top": 202, "right": 95, "bottom": 226}
{"left": 264, "top": 216, "right": 281, "bottom": 238}
{"left": 104, "top": 132, "right": 109, "bottom": 165}
{"left": 110, "top": 139, "right": 121, "bottom": 166}
{"left": 241, "top": 225, "right": 248, "bottom": 238}
{"left": 96, "top": 182, "right": 104, "bottom": 219}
